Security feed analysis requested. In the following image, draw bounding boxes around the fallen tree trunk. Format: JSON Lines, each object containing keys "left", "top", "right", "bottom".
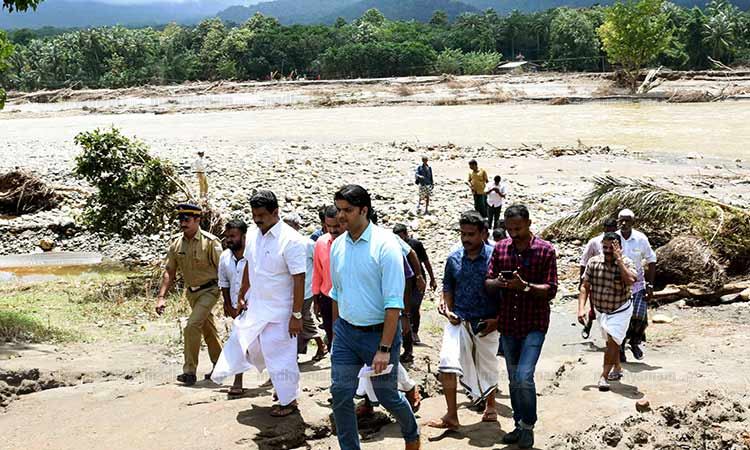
{"left": 652, "top": 280, "right": 750, "bottom": 305}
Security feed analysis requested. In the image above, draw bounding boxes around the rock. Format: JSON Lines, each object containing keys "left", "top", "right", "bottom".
{"left": 720, "top": 293, "right": 740, "bottom": 304}
{"left": 636, "top": 399, "right": 652, "bottom": 413}
{"left": 601, "top": 425, "right": 623, "bottom": 447}
{"left": 686, "top": 152, "right": 703, "bottom": 159}
{"left": 739, "top": 287, "right": 750, "bottom": 302}
{"left": 652, "top": 314, "right": 674, "bottom": 324}
{"left": 17, "top": 379, "right": 41, "bottom": 395}
{"left": 38, "top": 238, "right": 54, "bottom": 251}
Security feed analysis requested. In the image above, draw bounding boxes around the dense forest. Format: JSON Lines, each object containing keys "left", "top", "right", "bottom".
{"left": 0, "top": 0, "right": 749, "bottom": 93}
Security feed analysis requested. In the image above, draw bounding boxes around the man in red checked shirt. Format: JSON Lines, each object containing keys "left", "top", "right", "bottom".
{"left": 485, "top": 204, "right": 558, "bottom": 450}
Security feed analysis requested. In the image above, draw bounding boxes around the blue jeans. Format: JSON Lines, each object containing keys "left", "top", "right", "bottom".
{"left": 331, "top": 319, "right": 419, "bottom": 450}
{"left": 501, "top": 331, "right": 546, "bottom": 429}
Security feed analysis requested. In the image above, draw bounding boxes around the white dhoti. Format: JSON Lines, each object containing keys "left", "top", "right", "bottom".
{"left": 356, "top": 364, "right": 416, "bottom": 404}
{"left": 438, "top": 321, "right": 499, "bottom": 405}
{"left": 596, "top": 301, "right": 633, "bottom": 345}
{"left": 211, "top": 311, "right": 300, "bottom": 405}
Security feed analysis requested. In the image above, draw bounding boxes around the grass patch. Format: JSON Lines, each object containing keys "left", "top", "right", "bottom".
{"left": 0, "top": 310, "right": 73, "bottom": 343}
{"left": 0, "top": 272, "right": 196, "bottom": 345}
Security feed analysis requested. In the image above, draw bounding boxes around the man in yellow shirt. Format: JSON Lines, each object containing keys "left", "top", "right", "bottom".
{"left": 467, "top": 159, "right": 489, "bottom": 218}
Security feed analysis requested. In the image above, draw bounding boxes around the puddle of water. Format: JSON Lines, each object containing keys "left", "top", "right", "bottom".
{"left": 0, "top": 252, "right": 129, "bottom": 284}
{"left": 0, "top": 264, "right": 130, "bottom": 284}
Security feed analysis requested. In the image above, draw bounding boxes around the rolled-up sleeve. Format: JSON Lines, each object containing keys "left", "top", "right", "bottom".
{"left": 312, "top": 240, "right": 324, "bottom": 296}
{"left": 329, "top": 241, "right": 340, "bottom": 301}
{"left": 164, "top": 243, "right": 177, "bottom": 272}
{"left": 284, "top": 237, "right": 307, "bottom": 276}
{"left": 442, "top": 257, "right": 456, "bottom": 294}
{"left": 486, "top": 246, "right": 501, "bottom": 279}
{"left": 643, "top": 237, "right": 657, "bottom": 263}
{"left": 381, "top": 240, "right": 405, "bottom": 310}
{"left": 544, "top": 247, "right": 559, "bottom": 300}
{"left": 218, "top": 256, "right": 230, "bottom": 289}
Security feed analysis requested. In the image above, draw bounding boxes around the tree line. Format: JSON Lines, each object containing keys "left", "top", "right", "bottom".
{"left": 0, "top": 0, "right": 749, "bottom": 95}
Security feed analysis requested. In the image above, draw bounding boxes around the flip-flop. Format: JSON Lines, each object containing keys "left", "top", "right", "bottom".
{"left": 228, "top": 387, "right": 244, "bottom": 397}
{"left": 427, "top": 418, "right": 459, "bottom": 431}
{"left": 270, "top": 402, "right": 298, "bottom": 418}
{"left": 482, "top": 411, "right": 498, "bottom": 423}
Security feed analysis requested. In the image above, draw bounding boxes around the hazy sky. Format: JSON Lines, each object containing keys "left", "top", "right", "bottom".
{"left": 54, "top": 0, "right": 263, "bottom": 4}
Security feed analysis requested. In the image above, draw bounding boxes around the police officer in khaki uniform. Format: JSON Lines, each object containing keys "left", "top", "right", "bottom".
{"left": 155, "top": 203, "right": 223, "bottom": 386}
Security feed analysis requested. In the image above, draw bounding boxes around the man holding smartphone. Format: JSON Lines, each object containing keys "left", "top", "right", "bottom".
{"left": 485, "top": 204, "right": 558, "bottom": 449}
{"left": 428, "top": 210, "right": 499, "bottom": 431}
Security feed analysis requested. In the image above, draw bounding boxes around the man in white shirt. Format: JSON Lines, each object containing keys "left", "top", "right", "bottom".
{"left": 617, "top": 209, "right": 657, "bottom": 362}
{"left": 211, "top": 191, "right": 306, "bottom": 417}
{"left": 485, "top": 176, "right": 506, "bottom": 230}
{"left": 578, "top": 217, "right": 619, "bottom": 339}
{"left": 283, "top": 212, "right": 328, "bottom": 362}
{"left": 192, "top": 151, "right": 208, "bottom": 199}
{"left": 217, "top": 219, "right": 248, "bottom": 397}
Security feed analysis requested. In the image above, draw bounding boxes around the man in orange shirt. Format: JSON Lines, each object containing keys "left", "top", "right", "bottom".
{"left": 312, "top": 205, "right": 347, "bottom": 347}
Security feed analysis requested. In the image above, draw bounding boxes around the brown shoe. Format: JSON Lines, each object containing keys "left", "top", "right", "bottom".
{"left": 405, "top": 437, "right": 421, "bottom": 450}
{"left": 356, "top": 401, "right": 375, "bottom": 418}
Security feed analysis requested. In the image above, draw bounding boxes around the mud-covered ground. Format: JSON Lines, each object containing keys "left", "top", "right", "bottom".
{"left": 1, "top": 73, "right": 750, "bottom": 450}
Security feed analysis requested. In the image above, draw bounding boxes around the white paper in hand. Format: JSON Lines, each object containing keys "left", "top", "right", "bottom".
{"left": 358, "top": 364, "right": 394, "bottom": 378}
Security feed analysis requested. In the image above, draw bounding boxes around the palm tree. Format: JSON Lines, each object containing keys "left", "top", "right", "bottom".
{"left": 702, "top": 11, "right": 735, "bottom": 62}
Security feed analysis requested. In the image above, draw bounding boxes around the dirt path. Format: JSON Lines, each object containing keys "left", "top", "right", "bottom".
{"left": 2, "top": 299, "right": 749, "bottom": 450}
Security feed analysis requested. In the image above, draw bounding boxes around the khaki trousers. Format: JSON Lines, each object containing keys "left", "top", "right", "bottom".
{"left": 197, "top": 172, "right": 208, "bottom": 198}
{"left": 183, "top": 286, "right": 222, "bottom": 375}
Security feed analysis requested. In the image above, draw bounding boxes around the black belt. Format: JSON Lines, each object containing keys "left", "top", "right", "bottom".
{"left": 188, "top": 280, "right": 217, "bottom": 292}
{"left": 344, "top": 320, "right": 384, "bottom": 333}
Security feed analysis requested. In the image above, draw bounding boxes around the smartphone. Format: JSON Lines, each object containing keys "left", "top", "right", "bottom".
{"left": 501, "top": 270, "right": 514, "bottom": 280}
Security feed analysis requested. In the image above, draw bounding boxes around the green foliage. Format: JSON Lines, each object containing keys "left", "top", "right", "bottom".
{"left": 321, "top": 41, "right": 437, "bottom": 78}
{"left": 0, "top": 310, "right": 72, "bottom": 343}
{"left": 72, "top": 128, "right": 180, "bottom": 238}
{"left": 2, "top": 0, "right": 42, "bottom": 12}
{"left": 434, "top": 47, "right": 502, "bottom": 74}
{"left": 0, "top": 30, "right": 12, "bottom": 110}
{"left": 4, "top": 4, "right": 750, "bottom": 92}
{"left": 548, "top": 8, "right": 601, "bottom": 71}
{"left": 435, "top": 48, "right": 464, "bottom": 73}
{"left": 598, "top": 0, "right": 674, "bottom": 91}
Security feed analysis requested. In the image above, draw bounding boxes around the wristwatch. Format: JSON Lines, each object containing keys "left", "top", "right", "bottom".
{"left": 378, "top": 345, "right": 391, "bottom": 353}
{"left": 292, "top": 311, "right": 302, "bottom": 320}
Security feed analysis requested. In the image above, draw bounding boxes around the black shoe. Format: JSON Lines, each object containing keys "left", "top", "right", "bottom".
{"left": 502, "top": 428, "right": 522, "bottom": 444}
{"left": 619, "top": 346, "right": 627, "bottom": 363}
{"left": 631, "top": 343, "right": 644, "bottom": 360}
{"left": 400, "top": 352, "right": 414, "bottom": 364}
{"left": 518, "top": 429, "right": 535, "bottom": 449}
{"left": 177, "top": 373, "right": 197, "bottom": 386}
{"left": 581, "top": 320, "right": 593, "bottom": 339}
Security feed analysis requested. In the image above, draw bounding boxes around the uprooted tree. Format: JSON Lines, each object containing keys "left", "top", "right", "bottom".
{"left": 73, "top": 128, "right": 182, "bottom": 238}
{"left": 542, "top": 177, "right": 750, "bottom": 291}
{"left": 598, "top": 0, "right": 673, "bottom": 93}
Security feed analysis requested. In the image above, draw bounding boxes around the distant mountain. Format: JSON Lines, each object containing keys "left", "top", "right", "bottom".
{"left": 218, "top": 0, "right": 359, "bottom": 25}
{"left": 319, "top": 0, "right": 478, "bottom": 23}
{"left": 461, "top": 0, "right": 750, "bottom": 13}
{"left": 0, "top": 0, "right": 246, "bottom": 29}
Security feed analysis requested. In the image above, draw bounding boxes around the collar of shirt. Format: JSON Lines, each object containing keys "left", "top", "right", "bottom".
{"left": 345, "top": 222, "right": 373, "bottom": 245}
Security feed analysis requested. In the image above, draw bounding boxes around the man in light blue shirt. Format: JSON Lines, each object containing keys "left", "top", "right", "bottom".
{"left": 329, "top": 184, "right": 420, "bottom": 450}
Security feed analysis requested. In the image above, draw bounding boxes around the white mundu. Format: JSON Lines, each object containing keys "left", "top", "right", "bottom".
{"left": 212, "top": 221, "right": 306, "bottom": 406}
{"left": 438, "top": 321, "right": 499, "bottom": 405}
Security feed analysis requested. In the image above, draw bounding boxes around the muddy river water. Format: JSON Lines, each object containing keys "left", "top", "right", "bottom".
{"left": 3, "top": 101, "right": 750, "bottom": 160}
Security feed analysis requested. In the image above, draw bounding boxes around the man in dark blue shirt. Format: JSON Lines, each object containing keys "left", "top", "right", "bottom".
{"left": 428, "top": 210, "right": 499, "bottom": 431}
